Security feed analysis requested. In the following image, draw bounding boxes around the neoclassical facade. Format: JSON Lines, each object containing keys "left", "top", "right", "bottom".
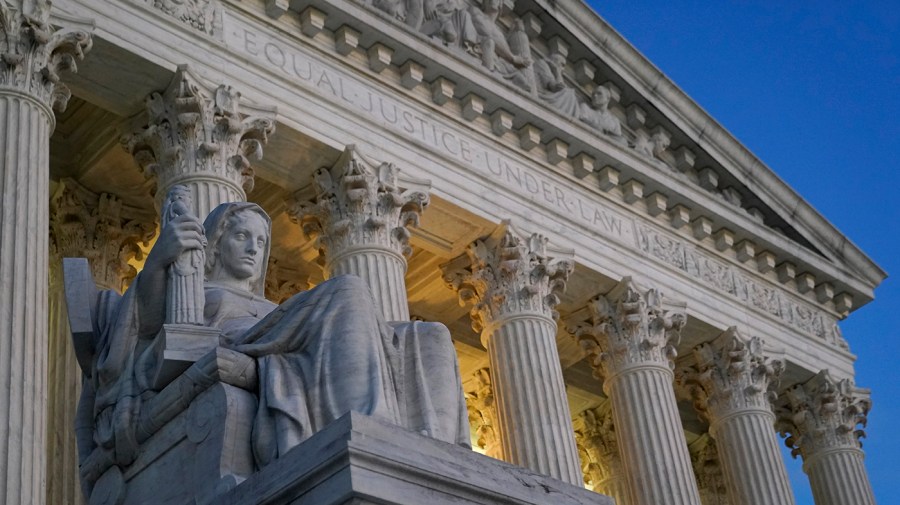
{"left": 0, "top": 0, "right": 883, "bottom": 504}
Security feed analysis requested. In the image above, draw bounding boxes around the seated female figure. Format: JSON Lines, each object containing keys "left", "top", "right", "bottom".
{"left": 86, "top": 202, "right": 469, "bottom": 472}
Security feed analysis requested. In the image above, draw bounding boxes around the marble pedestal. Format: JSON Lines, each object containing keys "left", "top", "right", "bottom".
{"left": 219, "top": 411, "right": 611, "bottom": 505}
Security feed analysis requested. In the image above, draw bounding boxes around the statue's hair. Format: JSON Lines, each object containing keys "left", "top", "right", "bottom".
{"left": 202, "top": 202, "right": 272, "bottom": 296}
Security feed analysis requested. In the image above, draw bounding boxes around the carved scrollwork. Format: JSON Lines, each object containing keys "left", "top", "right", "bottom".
{"left": 122, "top": 65, "right": 276, "bottom": 206}
{"left": 777, "top": 370, "right": 871, "bottom": 459}
{"left": 464, "top": 367, "right": 500, "bottom": 458}
{"left": 574, "top": 403, "right": 621, "bottom": 490}
{"left": 440, "top": 221, "right": 574, "bottom": 334}
{"left": 286, "top": 144, "right": 431, "bottom": 265}
{"left": 577, "top": 277, "right": 686, "bottom": 381}
{"left": 679, "top": 327, "right": 784, "bottom": 425}
{"left": 0, "top": 0, "right": 92, "bottom": 113}
{"left": 50, "top": 179, "right": 157, "bottom": 293}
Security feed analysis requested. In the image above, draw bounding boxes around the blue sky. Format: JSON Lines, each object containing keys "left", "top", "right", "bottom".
{"left": 587, "top": 1, "right": 900, "bottom": 503}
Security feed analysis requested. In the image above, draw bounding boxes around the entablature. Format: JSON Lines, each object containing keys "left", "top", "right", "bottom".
{"left": 54, "top": 0, "right": 860, "bottom": 378}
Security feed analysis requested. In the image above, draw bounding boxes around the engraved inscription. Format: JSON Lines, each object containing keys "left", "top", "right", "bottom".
{"left": 225, "top": 19, "right": 634, "bottom": 245}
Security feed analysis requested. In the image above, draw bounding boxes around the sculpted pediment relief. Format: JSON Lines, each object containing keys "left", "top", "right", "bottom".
{"left": 222, "top": 0, "right": 882, "bottom": 315}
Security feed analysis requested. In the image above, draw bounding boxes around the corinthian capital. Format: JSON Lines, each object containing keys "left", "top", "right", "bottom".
{"left": 778, "top": 370, "right": 871, "bottom": 458}
{"left": 465, "top": 367, "right": 500, "bottom": 459}
{"left": 50, "top": 178, "right": 157, "bottom": 292}
{"left": 578, "top": 277, "right": 686, "bottom": 378}
{"left": 681, "top": 327, "right": 784, "bottom": 423}
{"left": 574, "top": 403, "right": 621, "bottom": 489}
{"left": 690, "top": 435, "right": 729, "bottom": 505}
{"left": 0, "top": 0, "right": 92, "bottom": 112}
{"left": 286, "top": 145, "right": 430, "bottom": 262}
{"left": 122, "top": 65, "right": 276, "bottom": 206}
{"left": 440, "top": 221, "right": 574, "bottom": 333}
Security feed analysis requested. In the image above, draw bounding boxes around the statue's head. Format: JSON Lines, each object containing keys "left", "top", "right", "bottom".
{"left": 203, "top": 202, "right": 272, "bottom": 296}
{"left": 592, "top": 86, "right": 611, "bottom": 108}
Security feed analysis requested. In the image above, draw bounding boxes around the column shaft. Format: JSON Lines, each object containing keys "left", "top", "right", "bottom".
{"left": 714, "top": 411, "right": 794, "bottom": 505}
{"left": 47, "top": 265, "right": 83, "bottom": 505}
{"left": 0, "top": 93, "right": 51, "bottom": 505}
{"left": 597, "top": 475, "right": 631, "bottom": 505}
{"left": 327, "top": 246, "right": 409, "bottom": 321}
{"left": 608, "top": 365, "right": 700, "bottom": 505}
{"left": 806, "top": 448, "right": 875, "bottom": 505}
{"left": 487, "top": 315, "right": 581, "bottom": 484}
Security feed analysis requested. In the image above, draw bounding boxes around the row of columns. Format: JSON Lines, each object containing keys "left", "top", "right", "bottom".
{"left": 0, "top": 5, "right": 875, "bottom": 502}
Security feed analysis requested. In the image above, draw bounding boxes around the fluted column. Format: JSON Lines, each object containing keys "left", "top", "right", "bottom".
{"left": 0, "top": 4, "right": 92, "bottom": 504}
{"left": 47, "top": 180, "right": 156, "bottom": 505}
{"left": 575, "top": 403, "right": 631, "bottom": 504}
{"left": 465, "top": 367, "right": 502, "bottom": 459}
{"left": 441, "top": 223, "right": 582, "bottom": 485}
{"left": 689, "top": 435, "right": 730, "bottom": 505}
{"left": 778, "top": 371, "right": 875, "bottom": 505}
{"left": 681, "top": 328, "right": 795, "bottom": 505}
{"left": 287, "top": 145, "right": 430, "bottom": 321}
{"left": 577, "top": 277, "right": 701, "bottom": 505}
{"left": 123, "top": 64, "right": 276, "bottom": 221}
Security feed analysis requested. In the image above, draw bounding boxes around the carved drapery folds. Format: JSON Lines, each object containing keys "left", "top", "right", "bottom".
{"left": 123, "top": 64, "right": 276, "bottom": 218}
{"left": 465, "top": 367, "right": 501, "bottom": 459}
{"left": 778, "top": 371, "right": 875, "bottom": 505}
{"left": 147, "top": 0, "right": 219, "bottom": 35}
{"left": 575, "top": 404, "right": 630, "bottom": 504}
{"left": 578, "top": 277, "right": 686, "bottom": 382}
{"left": 50, "top": 179, "right": 157, "bottom": 291}
{"left": 0, "top": 0, "right": 92, "bottom": 113}
{"left": 441, "top": 221, "right": 573, "bottom": 336}
{"left": 47, "top": 180, "right": 154, "bottom": 505}
{"left": 286, "top": 144, "right": 430, "bottom": 320}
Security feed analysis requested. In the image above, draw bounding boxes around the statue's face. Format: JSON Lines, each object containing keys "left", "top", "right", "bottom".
{"left": 592, "top": 87, "right": 610, "bottom": 108}
{"left": 214, "top": 211, "right": 269, "bottom": 282}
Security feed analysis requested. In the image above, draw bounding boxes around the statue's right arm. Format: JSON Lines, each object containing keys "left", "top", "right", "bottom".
{"left": 135, "top": 215, "right": 206, "bottom": 337}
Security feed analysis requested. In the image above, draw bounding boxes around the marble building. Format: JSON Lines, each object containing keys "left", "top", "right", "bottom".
{"left": 0, "top": 0, "right": 883, "bottom": 504}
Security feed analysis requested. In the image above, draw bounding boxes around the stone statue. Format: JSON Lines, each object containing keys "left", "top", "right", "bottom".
{"left": 421, "top": 0, "right": 477, "bottom": 51}
{"left": 469, "top": 0, "right": 534, "bottom": 92}
{"left": 72, "top": 201, "right": 470, "bottom": 500}
{"left": 579, "top": 85, "right": 623, "bottom": 138}
{"left": 533, "top": 52, "right": 579, "bottom": 117}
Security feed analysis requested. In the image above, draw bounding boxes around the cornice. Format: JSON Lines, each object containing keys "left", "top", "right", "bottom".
{"left": 534, "top": 0, "right": 886, "bottom": 292}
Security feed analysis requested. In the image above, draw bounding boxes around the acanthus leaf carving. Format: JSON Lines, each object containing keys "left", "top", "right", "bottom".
{"left": 777, "top": 370, "right": 871, "bottom": 459}
{"left": 440, "top": 221, "right": 573, "bottom": 335}
{"left": 50, "top": 178, "right": 157, "bottom": 293}
{"left": 679, "top": 327, "right": 784, "bottom": 425}
{"left": 122, "top": 65, "right": 276, "bottom": 207}
{"left": 689, "top": 435, "right": 729, "bottom": 505}
{"left": 464, "top": 367, "right": 500, "bottom": 458}
{"left": 577, "top": 277, "right": 686, "bottom": 381}
{"left": 574, "top": 403, "right": 621, "bottom": 491}
{"left": 285, "top": 144, "right": 431, "bottom": 264}
{"left": 0, "top": 0, "right": 92, "bottom": 113}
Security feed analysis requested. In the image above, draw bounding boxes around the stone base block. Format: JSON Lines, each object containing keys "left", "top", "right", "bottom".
{"left": 91, "top": 383, "right": 257, "bottom": 505}
{"left": 218, "top": 411, "right": 612, "bottom": 505}
{"left": 151, "top": 323, "right": 222, "bottom": 389}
